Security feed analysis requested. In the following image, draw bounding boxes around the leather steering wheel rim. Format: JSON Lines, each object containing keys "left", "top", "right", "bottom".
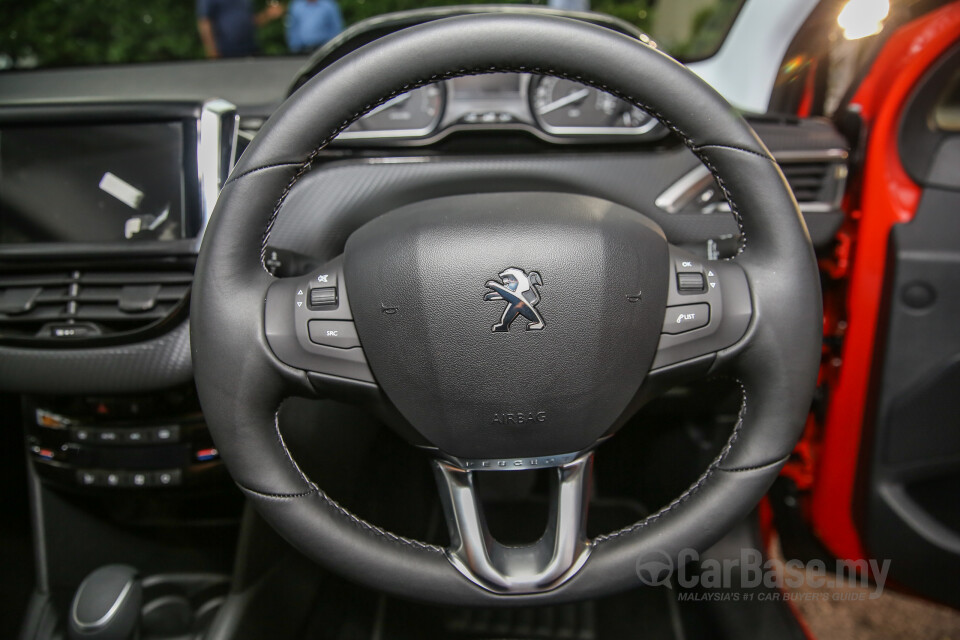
{"left": 191, "top": 12, "right": 822, "bottom": 605}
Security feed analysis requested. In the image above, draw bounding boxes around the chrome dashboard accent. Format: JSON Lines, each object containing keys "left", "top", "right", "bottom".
{"left": 433, "top": 452, "right": 593, "bottom": 594}
{"left": 772, "top": 148, "right": 849, "bottom": 162}
{"left": 654, "top": 164, "right": 716, "bottom": 214}
{"left": 196, "top": 99, "right": 239, "bottom": 248}
{"left": 655, "top": 148, "right": 849, "bottom": 215}
{"left": 536, "top": 118, "right": 660, "bottom": 137}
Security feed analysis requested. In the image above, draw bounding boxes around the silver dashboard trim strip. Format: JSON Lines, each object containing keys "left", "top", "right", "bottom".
{"left": 655, "top": 148, "right": 849, "bottom": 215}
{"left": 196, "top": 98, "right": 239, "bottom": 249}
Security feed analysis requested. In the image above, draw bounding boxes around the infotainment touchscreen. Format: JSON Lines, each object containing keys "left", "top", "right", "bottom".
{"left": 0, "top": 122, "right": 187, "bottom": 244}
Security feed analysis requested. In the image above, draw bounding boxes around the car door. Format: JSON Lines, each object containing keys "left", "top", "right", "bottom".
{"left": 811, "top": 1, "right": 960, "bottom": 609}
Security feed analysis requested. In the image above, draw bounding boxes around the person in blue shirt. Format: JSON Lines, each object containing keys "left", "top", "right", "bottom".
{"left": 286, "top": 0, "right": 344, "bottom": 54}
{"left": 197, "top": 0, "right": 285, "bottom": 59}
{"left": 548, "top": 0, "right": 590, "bottom": 10}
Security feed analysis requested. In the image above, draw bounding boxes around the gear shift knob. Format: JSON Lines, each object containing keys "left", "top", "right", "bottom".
{"left": 69, "top": 565, "right": 141, "bottom": 640}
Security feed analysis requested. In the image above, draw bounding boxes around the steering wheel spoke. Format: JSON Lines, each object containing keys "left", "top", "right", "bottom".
{"left": 264, "top": 255, "right": 377, "bottom": 388}
{"left": 650, "top": 246, "right": 753, "bottom": 371}
{"left": 433, "top": 453, "right": 593, "bottom": 594}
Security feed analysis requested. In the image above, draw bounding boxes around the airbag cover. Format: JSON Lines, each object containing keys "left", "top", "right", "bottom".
{"left": 343, "top": 192, "right": 668, "bottom": 459}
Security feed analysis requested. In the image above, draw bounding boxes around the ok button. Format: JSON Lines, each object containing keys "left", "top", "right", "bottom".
{"left": 307, "top": 320, "right": 361, "bottom": 348}
{"left": 662, "top": 303, "right": 710, "bottom": 335}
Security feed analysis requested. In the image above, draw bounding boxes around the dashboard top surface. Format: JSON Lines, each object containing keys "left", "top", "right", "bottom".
{"left": 0, "top": 57, "right": 308, "bottom": 115}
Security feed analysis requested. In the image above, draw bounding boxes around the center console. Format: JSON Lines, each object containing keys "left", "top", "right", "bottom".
{"left": 0, "top": 99, "right": 243, "bottom": 640}
{"left": 0, "top": 98, "right": 238, "bottom": 491}
{"left": 25, "top": 387, "right": 225, "bottom": 491}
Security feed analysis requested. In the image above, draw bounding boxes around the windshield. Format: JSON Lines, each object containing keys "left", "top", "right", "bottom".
{"left": 0, "top": 0, "right": 743, "bottom": 71}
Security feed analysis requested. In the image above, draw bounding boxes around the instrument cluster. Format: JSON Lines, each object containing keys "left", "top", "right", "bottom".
{"left": 337, "top": 73, "right": 664, "bottom": 144}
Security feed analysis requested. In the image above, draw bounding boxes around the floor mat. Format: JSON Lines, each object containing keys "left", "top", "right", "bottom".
{"left": 789, "top": 576, "right": 960, "bottom": 640}
{"left": 773, "top": 538, "right": 960, "bottom": 640}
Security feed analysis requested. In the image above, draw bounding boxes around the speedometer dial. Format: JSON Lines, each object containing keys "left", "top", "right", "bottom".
{"left": 339, "top": 84, "right": 445, "bottom": 140}
{"left": 530, "top": 77, "right": 657, "bottom": 136}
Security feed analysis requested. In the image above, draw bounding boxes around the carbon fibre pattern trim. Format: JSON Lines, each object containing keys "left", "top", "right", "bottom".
{"left": 0, "top": 321, "right": 192, "bottom": 394}
{"left": 267, "top": 152, "right": 738, "bottom": 258}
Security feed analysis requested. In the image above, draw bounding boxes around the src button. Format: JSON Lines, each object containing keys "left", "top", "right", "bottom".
{"left": 663, "top": 304, "right": 710, "bottom": 334}
{"left": 307, "top": 321, "right": 361, "bottom": 349}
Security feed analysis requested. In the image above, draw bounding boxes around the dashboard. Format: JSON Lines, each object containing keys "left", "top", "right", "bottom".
{"left": 0, "top": 16, "right": 847, "bottom": 500}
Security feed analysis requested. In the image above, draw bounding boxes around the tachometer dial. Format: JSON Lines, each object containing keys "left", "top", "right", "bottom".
{"left": 339, "top": 84, "right": 445, "bottom": 139}
{"left": 531, "top": 76, "right": 656, "bottom": 135}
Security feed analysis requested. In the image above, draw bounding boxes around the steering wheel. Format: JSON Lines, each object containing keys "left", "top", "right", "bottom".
{"left": 191, "top": 13, "right": 821, "bottom": 605}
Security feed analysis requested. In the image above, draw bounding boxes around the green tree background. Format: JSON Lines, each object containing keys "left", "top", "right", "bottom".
{"left": 0, "top": 0, "right": 739, "bottom": 69}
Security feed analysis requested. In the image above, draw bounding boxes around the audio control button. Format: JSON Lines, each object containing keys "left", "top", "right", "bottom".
{"left": 663, "top": 304, "right": 710, "bottom": 334}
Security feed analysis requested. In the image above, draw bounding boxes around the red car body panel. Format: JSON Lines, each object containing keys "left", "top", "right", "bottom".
{"left": 810, "top": 1, "right": 960, "bottom": 562}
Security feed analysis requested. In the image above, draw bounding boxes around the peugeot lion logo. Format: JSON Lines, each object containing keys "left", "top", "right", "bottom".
{"left": 484, "top": 267, "right": 545, "bottom": 332}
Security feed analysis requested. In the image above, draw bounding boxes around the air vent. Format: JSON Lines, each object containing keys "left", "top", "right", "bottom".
{"left": 779, "top": 162, "right": 832, "bottom": 203}
{"left": 0, "top": 269, "right": 192, "bottom": 341}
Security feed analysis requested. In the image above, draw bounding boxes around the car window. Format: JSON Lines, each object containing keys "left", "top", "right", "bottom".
{"left": 0, "top": 0, "right": 744, "bottom": 70}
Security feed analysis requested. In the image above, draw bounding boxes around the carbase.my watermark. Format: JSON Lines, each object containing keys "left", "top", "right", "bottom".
{"left": 635, "top": 548, "right": 890, "bottom": 599}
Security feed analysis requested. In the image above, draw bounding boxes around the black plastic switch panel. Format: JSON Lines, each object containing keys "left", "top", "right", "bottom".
{"left": 70, "top": 424, "right": 180, "bottom": 445}
{"left": 309, "top": 287, "right": 338, "bottom": 307}
{"left": 76, "top": 468, "right": 182, "bottom": 488}
{"left": 677, "top": 272, "right": 706, "bottom": 292}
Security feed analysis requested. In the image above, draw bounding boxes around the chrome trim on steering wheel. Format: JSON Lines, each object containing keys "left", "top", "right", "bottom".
{"left": 433, "top": 452, "right": 593, "bottom": 594}
{"left": 439, "top": 451, "right": 583, "bottom": 471}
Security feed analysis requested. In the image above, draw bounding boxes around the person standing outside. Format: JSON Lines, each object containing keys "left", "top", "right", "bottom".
{"left": 285, "top": 0, "right": 344, "bottom": 54}
{"left": 197, "top": 0, "right": 286, "bottom": 59}
{"left": 548, "top": 0, "right": 590, "bottom": 11}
